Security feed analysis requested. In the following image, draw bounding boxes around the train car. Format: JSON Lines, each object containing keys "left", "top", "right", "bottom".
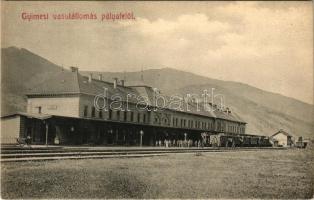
{"left": 259, "top": 136, "right": 272, "bottom": 147}
{"left": 250, "top": 136, "right": 259, "bottom": 146}
{"left": 241, "top": 136, "right": 250, "bottom": 147}
{"left": 209, "top": 133, "right": 272, "bottom": 147}
{"left": 209, "top": 133, "right": 241, "bottom": 147}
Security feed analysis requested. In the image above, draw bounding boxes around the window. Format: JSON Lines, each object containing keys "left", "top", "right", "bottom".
{"left": 137, "top": 113, "right": 141, "bottom": 122}
{"left": 91, "top": 106, "right": 96, "bottom": 117}
{"left": 124, "top": 111, "right": 127, "bottom": 121}
{"left": 116, "top": 110, "right": 120, "bottom": 120}
{"left": 99, "top": 110, "right": 103, "bottom": 118}
{"left": 109, "top": 109, "right": 112, "bottom": 119}
{"left": 83, "top": 106, "right": 88, "bottom": 117}
{"left": 130, "top": 112, "right": 134, "bottom": 121}
{"left": 38, "top": 106, "right": 42, "bottom": 114}
{"left": 143, "top": 114, "right": 146, "bottom": 123}
{"left": 217, "top": 122, "right": 221, "bottom": 131}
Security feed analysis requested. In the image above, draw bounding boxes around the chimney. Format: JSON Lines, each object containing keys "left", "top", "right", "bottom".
{"left": 70, "top": 66, "right": 78, "bottom": 73}
{"left": 98, "top": 74, "right": 103, "bottom": 81}
{"left": 88, "top": 74, "right": 92, "bottom": 83}
{"left": 113, "top": 77, "right": 118, "bottom": 89}
{"left": 120, "top": 80, "right": 125, "bottom": 86}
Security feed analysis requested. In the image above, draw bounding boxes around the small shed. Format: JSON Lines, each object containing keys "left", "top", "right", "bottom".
{"left": 270, "top": 129, "right": 294, "bottom": 147}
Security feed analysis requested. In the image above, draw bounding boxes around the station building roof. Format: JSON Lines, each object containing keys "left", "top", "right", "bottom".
{"left": 26, "top": 68, "right": 246, "bottom": 124}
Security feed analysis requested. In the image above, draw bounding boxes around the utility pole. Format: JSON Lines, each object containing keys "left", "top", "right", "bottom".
{"left": 140, "top": 130, "right": 144, "bottom": 147}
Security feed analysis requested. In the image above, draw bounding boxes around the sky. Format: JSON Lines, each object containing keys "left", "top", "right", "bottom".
{"left": 1, "top": 1, "right": 313, "bottom": 104}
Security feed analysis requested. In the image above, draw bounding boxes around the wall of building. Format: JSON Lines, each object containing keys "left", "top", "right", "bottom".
{"left": 26, "top": 93, "right": 246, "bottom": 141}
{"left": 27, "top": 96, "right": 80, "bottom": 117}
{"left": 272, "top": 133, "right": 289, "bottom": 146}
{"left": 78, "top": 93, "right": 217, "bottom": 132}
{"left": 1, "top": 116, "right": 21, "bottom": 144}
{"left": 78, "top": 94, "right": 246, "bottom": 134}
{"left": 150, "top": 110, "right": 215, "bottom": 131}
{"left": 79, "top": 94, "right": 151, "bottom": 124}
{"left": 215, "top": 119, "right": 245, "bottom": 134}
{"left": 239, "top": 124, "right": 246, "bottom": 134}
{"left": 225, "top": 120, "right": 246, "bottom": 134}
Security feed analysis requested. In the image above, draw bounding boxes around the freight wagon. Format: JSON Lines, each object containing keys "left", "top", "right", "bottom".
{"left": 209, "top": 133, "right": 272, "bottom": 147}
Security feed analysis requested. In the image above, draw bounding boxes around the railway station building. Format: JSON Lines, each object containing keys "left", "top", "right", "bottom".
{"left": 1, "top": 67, "right": 246, "bottom": 146}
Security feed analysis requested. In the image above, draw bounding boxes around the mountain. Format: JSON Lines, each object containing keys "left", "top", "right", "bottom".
{"left": 171, "top": 83, "right": 313, "bottom": 139}
{"left": 82, "top": 69, "right": 313, "bottom": 138}
{"left": 82, "top": 68, "right": 313, "bottom": 122}
{"left": 1, "top": 47, "right": 63, "bottom": 115}
{"left": 1, "top": 47, "right": 313, "bottom": 138}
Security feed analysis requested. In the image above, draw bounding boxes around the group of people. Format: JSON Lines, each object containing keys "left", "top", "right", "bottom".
{"left": 155, "top": 139, "right": 205, "bottom": 148}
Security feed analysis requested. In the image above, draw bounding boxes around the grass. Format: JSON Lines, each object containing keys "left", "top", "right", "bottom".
{"left": 1, "top": 148, "right": 313, "bottom": 199}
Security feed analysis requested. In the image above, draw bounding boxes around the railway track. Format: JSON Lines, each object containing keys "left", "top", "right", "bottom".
{"left": 0, "top": 146, "right": 286, "bottom": 162}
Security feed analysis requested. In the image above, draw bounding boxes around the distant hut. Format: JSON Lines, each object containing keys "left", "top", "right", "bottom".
{"left": 295, "top": 136, "right": 309, "bottom": 148}
{"left": 270, "top": 129, "right": 294, "bottom": 147}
